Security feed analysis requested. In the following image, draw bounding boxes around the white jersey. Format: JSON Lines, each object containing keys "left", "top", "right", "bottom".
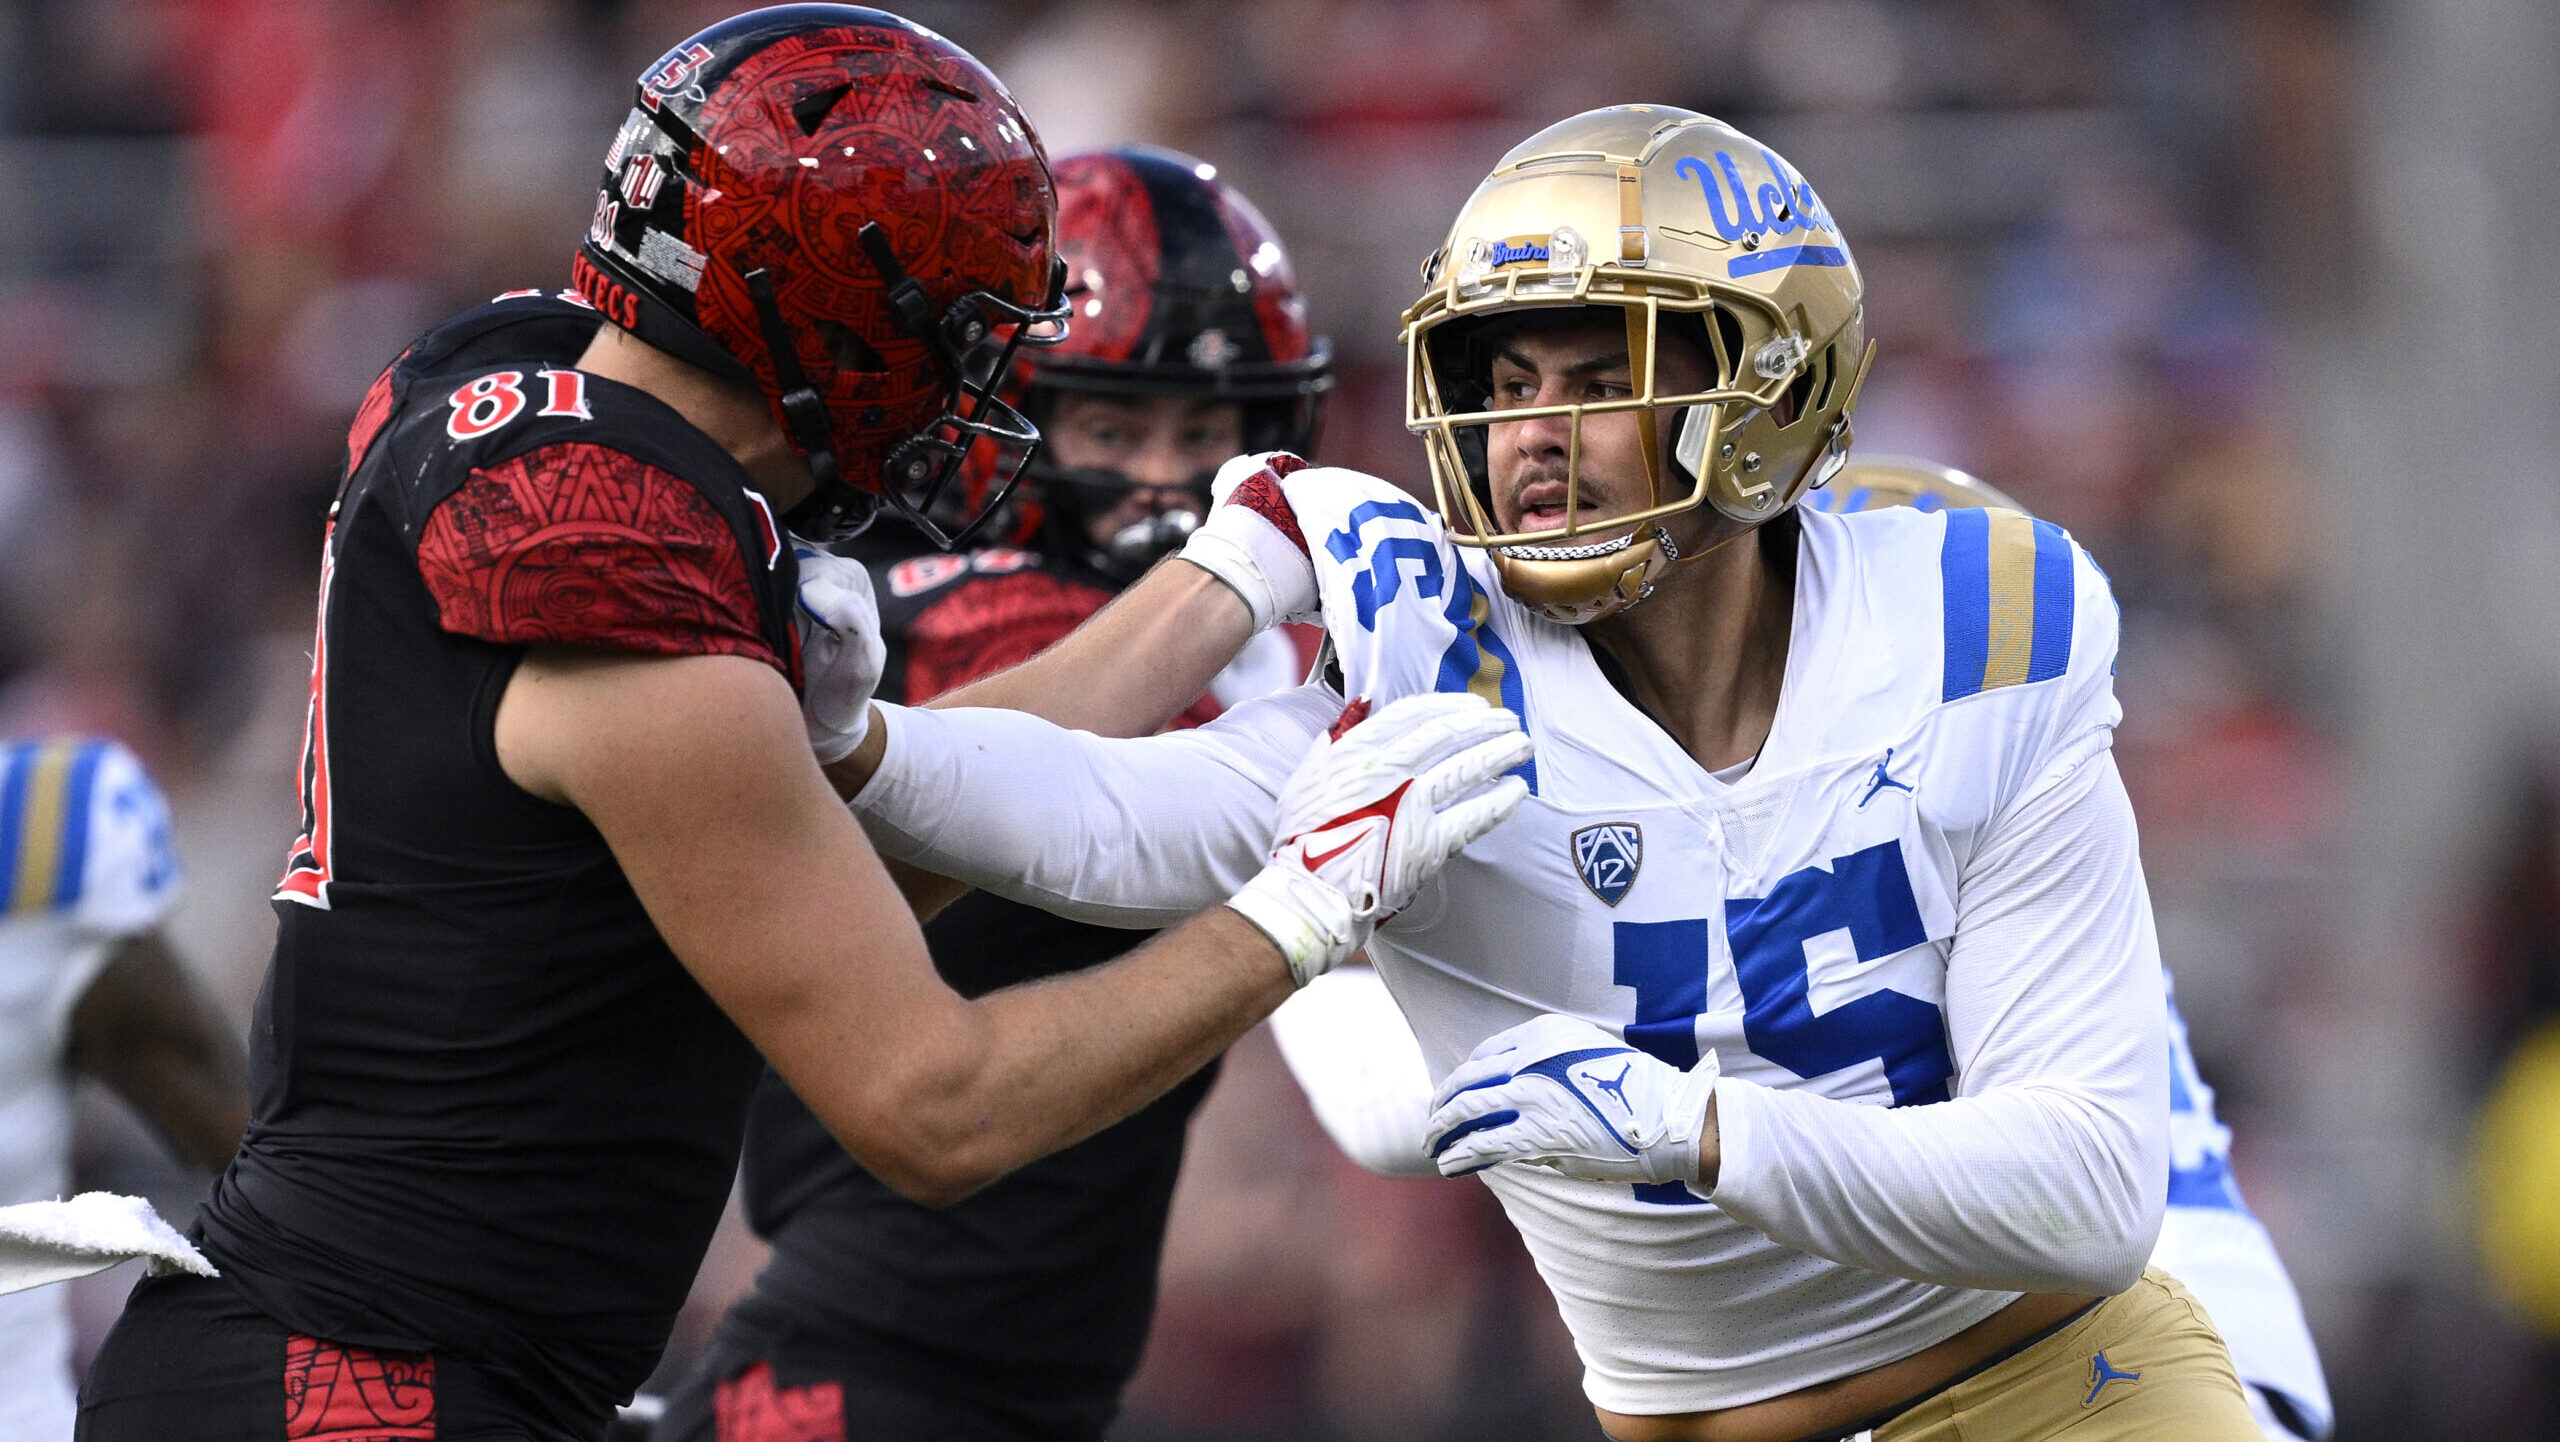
{"left": 1274, "top": 969, "right": 2333, "bottom": 1437}
{"left": 859, "top": 468, "right": 2169, "bottom": 1412}
{"left": 0, "top": 737, "right": 179, "bottom": 1442}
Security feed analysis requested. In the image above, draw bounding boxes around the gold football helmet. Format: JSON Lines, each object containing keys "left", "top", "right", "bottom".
{"left": 1807, "top": 455, "right": 2022, "bottom": 515}
{"left": 1403, "top": 105, "right": 1874, "bottom": 624}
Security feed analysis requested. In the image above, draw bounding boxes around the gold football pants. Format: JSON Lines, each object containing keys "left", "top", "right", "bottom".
{"left": 1867, "top": 1269, "right": 2259, "bottom": 1441}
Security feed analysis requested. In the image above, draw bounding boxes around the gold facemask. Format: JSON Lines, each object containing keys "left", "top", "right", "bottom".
{"left": 1403, "top": 106, "right": 1875, "bottom": 624}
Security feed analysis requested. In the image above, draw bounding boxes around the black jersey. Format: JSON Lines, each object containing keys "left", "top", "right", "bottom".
{"left": 732, "top": 536, "right": 1217, "bottom": 1437}
{"left": 194, "top": 291, "right": 800, "bottom": 1436}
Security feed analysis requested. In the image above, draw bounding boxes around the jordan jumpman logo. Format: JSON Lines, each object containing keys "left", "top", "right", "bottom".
{"left": 1593, "top": 1062, "right": 1634, "bottom": 1113}
{"left": 2083, "top": 1350, "right": 2141, "bottom": 1405}
{"left": 1859, "top": 748, "right": 1915, "bottom": 808}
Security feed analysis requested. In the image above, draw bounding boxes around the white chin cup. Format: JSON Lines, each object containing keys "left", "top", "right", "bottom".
{"left": 1671, "top": 402, "right": 1713, "bottom": 485}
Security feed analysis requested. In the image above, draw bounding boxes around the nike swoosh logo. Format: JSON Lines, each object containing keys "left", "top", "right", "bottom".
{"left": 1301, "top": 819, "right": 1383, "bottom": 870}
{"left": 1290, "top": 780, "right": 1415, "bottom": 875}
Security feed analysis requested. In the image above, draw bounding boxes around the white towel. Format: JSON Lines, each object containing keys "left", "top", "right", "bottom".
{"left": 0, "top": 1192, "right": 215, "bottom": 1296}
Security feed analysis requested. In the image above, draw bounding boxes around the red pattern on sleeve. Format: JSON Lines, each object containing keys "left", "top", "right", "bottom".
{"left": 417, "top": 441, "right": 785, "bottom": 677}
{"left": 343, "top": 356, "right": 404, "bottom": 479}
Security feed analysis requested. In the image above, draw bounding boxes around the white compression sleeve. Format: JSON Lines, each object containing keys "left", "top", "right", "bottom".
{"left": 1709, "top": 750, "right": 2169, "bottom": 1296}
{"left": 856, "top": 685, "right": 1339, "bottom": 928}
{"left": 1269, "top": 965, "right": 1439, "bottom": 1178}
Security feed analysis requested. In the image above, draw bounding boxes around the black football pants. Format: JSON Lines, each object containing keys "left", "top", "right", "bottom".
{"left": 77, "top": 1271, "right": 564, "bottom": 1442}
{"left": 653, "top": 1289, "right": 1105, "bottom": 1442}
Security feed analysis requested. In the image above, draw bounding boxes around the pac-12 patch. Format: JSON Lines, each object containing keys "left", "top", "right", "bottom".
{"left": 1572, "top": 823, "right": 1642, "bottom": 907}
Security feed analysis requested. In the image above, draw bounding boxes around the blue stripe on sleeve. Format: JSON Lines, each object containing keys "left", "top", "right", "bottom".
{"left": 49, "top": 741, "right": 106, "bottom": 909}
{"left": 2026, "top": 518, "right": 2076, "bottom": 685}
{"left": 1940, "top": 509, "right": 1991, "bottom": 701}
{"left": 0, "top": 742, "right": 33, "bottom": 913}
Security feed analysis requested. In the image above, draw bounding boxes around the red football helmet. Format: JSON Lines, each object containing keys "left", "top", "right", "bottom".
{"left": 575, "top": 5, "right": 1069, "bottom": 545}
{"left": 1005, "top": 146, "right": 1331, "bottom": 576}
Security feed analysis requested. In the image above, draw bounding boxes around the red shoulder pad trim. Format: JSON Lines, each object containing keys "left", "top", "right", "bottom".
{"left": 418, "top": 441, "right": 783, "bottom": 674}
{"left": 343, "top": 354, "right": 406, "bottom": 479}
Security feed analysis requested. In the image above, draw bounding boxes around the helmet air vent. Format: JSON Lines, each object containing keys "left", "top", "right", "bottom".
{"left": 790, "top": 83, "right": 854, "bottom": 138}
{"left": 819, "top": 321, "right": 887, "bottom": 374}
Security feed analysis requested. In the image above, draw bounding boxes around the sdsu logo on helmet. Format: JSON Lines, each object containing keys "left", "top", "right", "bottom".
{"left": 640, "top": 41, "right": 712, "bottom": 111}
{"left": 576, "top": 5, "right": 1070, "bottom": 548}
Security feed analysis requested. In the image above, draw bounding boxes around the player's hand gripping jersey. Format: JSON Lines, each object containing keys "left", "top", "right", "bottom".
{"left": 857, "top": 465, "right": 2168, "bottom": 1411}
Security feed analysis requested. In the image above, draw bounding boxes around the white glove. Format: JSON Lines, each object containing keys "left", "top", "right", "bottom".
{"left": 1424, "top": 1014, "right": 1720, "bottom": 1188}
{"left": 1177, "top": 451, "right": 1320, "bottom": 633}
{"left": 1225, "top": 692, "right": 1530, "bottom": 986}
{"left": 793, "top": 542, "right": 886, "bottom": 764}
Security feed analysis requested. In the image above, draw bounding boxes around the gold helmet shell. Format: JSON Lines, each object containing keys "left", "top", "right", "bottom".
{"left": 1806, "top": 455, "right": 2023, "bottom": 515}
{"left": 1403, "top": 105, "right": 1874, "bottom": 624}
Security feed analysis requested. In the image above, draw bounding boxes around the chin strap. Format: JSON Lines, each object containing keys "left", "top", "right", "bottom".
{"left": 860, "top": 222, "right": 939, "bottom": 339}
{"left": 742, "top": 265, "right": 870, "bottom": 541}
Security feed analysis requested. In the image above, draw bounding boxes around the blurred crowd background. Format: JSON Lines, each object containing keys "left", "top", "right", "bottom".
{"left": 7, "top": 0, "right": 2559, "bottom": 1437}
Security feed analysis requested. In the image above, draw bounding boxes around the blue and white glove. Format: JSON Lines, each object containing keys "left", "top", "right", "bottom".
{"left": 1176, "top": 451, "right": 1319, "bottom": 633}
{"left": 1225, "top": 692, "right": 1531, "bottom": 987}
{"left": 792, "top": 542, "right": 886, "bottom": 764}
{"left": 1425, "top": 1014, "right": 1720, "bottom": 1187}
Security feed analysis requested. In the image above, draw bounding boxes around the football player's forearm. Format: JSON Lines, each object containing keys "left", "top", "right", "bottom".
{"left": 930, "top": 556, "right": 1253, "bottom": 733}
{"left": 1269, "top": 965, "right": 1442, "bottom": 1177}
{"left": 1709, "top": 1078, "right": 2157, "bottom": 1294}
{"left": 857, "top": 906, "right": 1294, "bottom": 1205}
{"left": 816, "top": 559, "right": 1256, "bottom": 804}
{"left": 850, "top": 691, "right": 1324, "bottom": 925}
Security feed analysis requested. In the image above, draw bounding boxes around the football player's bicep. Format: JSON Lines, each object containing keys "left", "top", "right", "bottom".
{"left": 851, "top": 682, "right": 1330, "bottom": 925}
{"left": 496, "top": 647, "right": 964, "bottom": 1082}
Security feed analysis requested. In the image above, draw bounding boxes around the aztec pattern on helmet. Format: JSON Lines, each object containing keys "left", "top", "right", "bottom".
{"left": 577, "top": 6, "right": 1057, "bottom": 508}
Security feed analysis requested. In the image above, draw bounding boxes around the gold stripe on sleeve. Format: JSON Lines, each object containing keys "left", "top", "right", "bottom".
{"left": 1980, "top": 508, "right": 2041, "bottom": 693}
{"left": 9, "top": 740, "right": 74, "bottom": 916}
